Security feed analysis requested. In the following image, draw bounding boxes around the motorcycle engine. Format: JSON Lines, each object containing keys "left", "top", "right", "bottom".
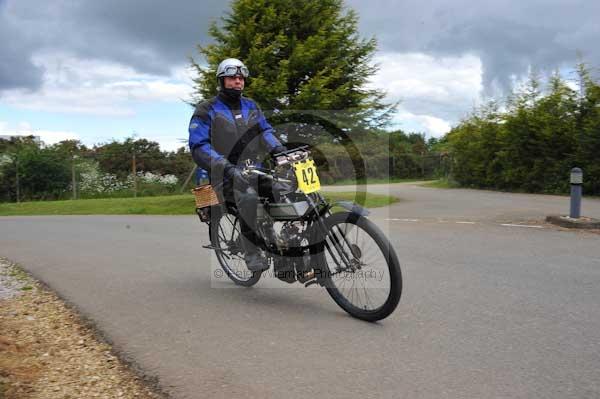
{"left": 273, "top": 222, "right": 312, "bottom": 283}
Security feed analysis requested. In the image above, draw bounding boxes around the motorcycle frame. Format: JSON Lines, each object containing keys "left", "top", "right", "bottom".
{"left": 203, "top": 147, "right": 361, "bottom": 284}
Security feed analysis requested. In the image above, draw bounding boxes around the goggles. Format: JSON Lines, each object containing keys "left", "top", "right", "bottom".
{"left": 221, "top": 65, "right": 249, "bottom": 78}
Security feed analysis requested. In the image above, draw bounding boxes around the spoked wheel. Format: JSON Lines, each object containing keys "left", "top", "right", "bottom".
{"left": 209, "top": 209, "right": 262, "bottom": 286}
{"left": 313, "top": 212, "right": 402, "bottom": 321}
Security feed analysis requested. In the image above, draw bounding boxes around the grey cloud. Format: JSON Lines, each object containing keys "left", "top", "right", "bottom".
{"left": 0, "top": 35, "right": 44, "bottom": 90}
{"left": 0, "top": 6, "right": 44, "bottom": 90}
{"left": 347, "top": 0, "right": 600, "bottom": 93}
{"left": 2, "top": 0, "right": 599, "bottom": 97}
{"left": 71, "top": 0, "right": 228, "bottom": 73}
{"left": 0, "top": 0, "right": 227, "bottom": 90}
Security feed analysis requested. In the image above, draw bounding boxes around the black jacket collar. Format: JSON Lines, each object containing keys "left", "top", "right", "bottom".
{"left": 217, "top": 90, "right": 242, "bottom": 110}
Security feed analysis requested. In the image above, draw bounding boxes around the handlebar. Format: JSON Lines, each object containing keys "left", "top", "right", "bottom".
{"left": 241, "top": 146, "right": 311, "bottom": 183}
{"left": 245, "top": 167, "right": 293, "bottom": 183}
{"left": 272, "top": 145, "right": 310, "bottom": 158}
{"left": 274, "top": 147, "right": 310, "bottom": 166}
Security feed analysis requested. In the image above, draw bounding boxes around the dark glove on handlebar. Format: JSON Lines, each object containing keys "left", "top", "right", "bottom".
{"left": 270, "top": 145, "right": 288, "bottom": 157}
{"left": 224, "top": 163, "right": 250, "bottom": 188}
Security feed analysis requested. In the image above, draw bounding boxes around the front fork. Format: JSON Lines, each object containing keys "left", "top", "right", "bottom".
{"left": 306, "top": 193, "right": 359, "bottom": 279}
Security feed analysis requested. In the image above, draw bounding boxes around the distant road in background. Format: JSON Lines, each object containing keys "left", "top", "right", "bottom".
{"left": 323, "top": 181, "right": 600, "bottom": 223}
{"left": 1, "top": 183, "right": 599, "bottom": 398}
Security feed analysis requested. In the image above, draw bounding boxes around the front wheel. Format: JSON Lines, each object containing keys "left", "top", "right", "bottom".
{"left": 311, "top": 212, "right": 402, "bottom": 322}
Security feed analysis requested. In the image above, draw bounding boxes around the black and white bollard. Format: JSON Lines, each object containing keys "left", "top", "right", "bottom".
{"left": 569, "top": 167, "right": 583, "bottom": 219}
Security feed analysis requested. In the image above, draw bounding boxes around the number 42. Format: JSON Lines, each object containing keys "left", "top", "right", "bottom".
{"left": 302, "top": 168, "right": 316, "bottom": 185}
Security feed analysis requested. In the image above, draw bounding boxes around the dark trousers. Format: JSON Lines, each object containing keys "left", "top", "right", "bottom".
{"left": 219, "top": 174, "right": 289, "bottom": 252}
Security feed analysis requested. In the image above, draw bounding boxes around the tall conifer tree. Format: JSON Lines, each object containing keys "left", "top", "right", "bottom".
{"left": 190, "top": 0, "right": 395, "bottom": 133}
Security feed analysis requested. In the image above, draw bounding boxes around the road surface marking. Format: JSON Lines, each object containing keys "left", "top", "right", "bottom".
{"left": 500, "top": 224, "right": 543, "bottom": 229}
{"left": 456, "top": 221, "right": 476, "bottom": 224}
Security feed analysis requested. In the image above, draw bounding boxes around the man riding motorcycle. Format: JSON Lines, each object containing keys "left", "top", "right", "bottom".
{"left": 188, "top": 58, "right": 288, "bottom": 272}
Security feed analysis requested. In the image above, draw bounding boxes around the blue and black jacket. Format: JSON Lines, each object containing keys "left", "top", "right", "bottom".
{"left": 188, "top": 91, "right": 285, "bottom": 181}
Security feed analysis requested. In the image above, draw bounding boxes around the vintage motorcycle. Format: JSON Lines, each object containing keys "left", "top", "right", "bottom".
{"left": 195, "top": 146, "right": 402, "bottom": 321}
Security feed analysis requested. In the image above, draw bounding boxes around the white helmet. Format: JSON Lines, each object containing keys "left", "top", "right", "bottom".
{"left": 216, "top": 58, "right": 249, "bottom": 79}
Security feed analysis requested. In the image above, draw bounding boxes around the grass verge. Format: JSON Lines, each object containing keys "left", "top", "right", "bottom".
{"left": 0, "top": 191, "right": 397, "bottom": 216}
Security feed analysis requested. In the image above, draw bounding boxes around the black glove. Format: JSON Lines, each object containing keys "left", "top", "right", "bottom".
{"left": 270, "top": 145, "right": 288, "bottom": 157}
{"left": 224, "top": 163, "right": 249, "bottom": 188}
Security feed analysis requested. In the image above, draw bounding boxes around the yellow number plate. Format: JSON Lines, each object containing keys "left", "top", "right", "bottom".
{"left": 293, "top": 159, "right": 321, "bottom": 194}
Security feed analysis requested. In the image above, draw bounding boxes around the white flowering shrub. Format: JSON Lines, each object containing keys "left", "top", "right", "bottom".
{"left": 132, "top": 171, "right": 178, "bottom": 186}
{"left": 76, "top": 160, "right": 179, "bottom": 198}
{"left": 78, "top": 161, "right": 130, "bottom": 195}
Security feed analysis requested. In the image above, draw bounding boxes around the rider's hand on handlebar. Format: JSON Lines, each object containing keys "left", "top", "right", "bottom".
{"left": 225, "top": 165, "right": 250, "bottom": 188}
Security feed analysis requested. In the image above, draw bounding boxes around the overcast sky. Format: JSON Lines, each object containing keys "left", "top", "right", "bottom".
{"left": 1, "top": 0, "right": 598, "bottom": 150}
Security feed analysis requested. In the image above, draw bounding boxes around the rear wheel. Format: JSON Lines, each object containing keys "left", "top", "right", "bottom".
{"left": 209, "top": 209, "right": 262, "bottom": 286}
{"left": 312, "top": 212, "right": 402, "bottom": 321}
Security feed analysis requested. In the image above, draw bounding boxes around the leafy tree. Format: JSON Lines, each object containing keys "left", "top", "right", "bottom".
{"left": 93, "top": 138, "right": 166, "bottom": 178}
{"left": 0, "top": 137, "right": 72, "bottom": 201}
{"left": 163, "top": 146, "right": 197, "bottom": 187}
{"left": 575, "top": 62, "right": 600, "bottom": 194}
{"left": 50, "top": 139, "right": 88, "bottom": 157}
{"left": 190, "top": 0, "right": 396, "bottom": 143}
{"left": 447, "top": 110, "right": 501, "bottom": 188}
{"left": 446, "top": 63, "right": 600, "bottom": 195}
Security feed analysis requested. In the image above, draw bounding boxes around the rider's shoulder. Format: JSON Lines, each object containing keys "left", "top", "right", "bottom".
{"left": 240, "top": 96, "right": 260, "bottom": 110}
{"left": 193, "top": 97, "right": 219, "bottom": 119}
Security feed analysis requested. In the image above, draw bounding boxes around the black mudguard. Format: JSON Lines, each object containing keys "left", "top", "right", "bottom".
{"left": 333, "top": 200, "right": 370, "bottom": 216}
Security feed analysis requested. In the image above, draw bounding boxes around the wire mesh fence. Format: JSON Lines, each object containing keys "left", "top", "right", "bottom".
{"left": 1, "top": 150, "right": 449, "bottom": 203}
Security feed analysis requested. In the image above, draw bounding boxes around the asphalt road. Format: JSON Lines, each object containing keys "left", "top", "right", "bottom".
{"left": 1, "top": 183, "right": 599, "bottom": 398}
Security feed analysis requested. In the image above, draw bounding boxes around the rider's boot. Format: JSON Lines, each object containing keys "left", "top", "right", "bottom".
{"left": 240, "top": 233, "right": 269, "bottom": 272}
{"left": 274, "top": 256, "right": 296, "bottom": 283}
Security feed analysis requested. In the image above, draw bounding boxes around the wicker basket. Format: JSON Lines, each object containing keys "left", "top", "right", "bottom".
{"left": 191, "top": 184, "right": 221, "bottom": 209}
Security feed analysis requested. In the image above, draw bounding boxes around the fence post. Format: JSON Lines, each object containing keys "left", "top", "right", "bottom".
{"left": 181, "top": 165, "right": 197, "bottom": 193}
{"left": 15, "top": 156, "right": 20, "bottom": 203}
{"left": 71, "top": 155, "right": 77, "bottom": 200}
{"left": 132, "top": 151, "right": 137, "bottom": 198}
